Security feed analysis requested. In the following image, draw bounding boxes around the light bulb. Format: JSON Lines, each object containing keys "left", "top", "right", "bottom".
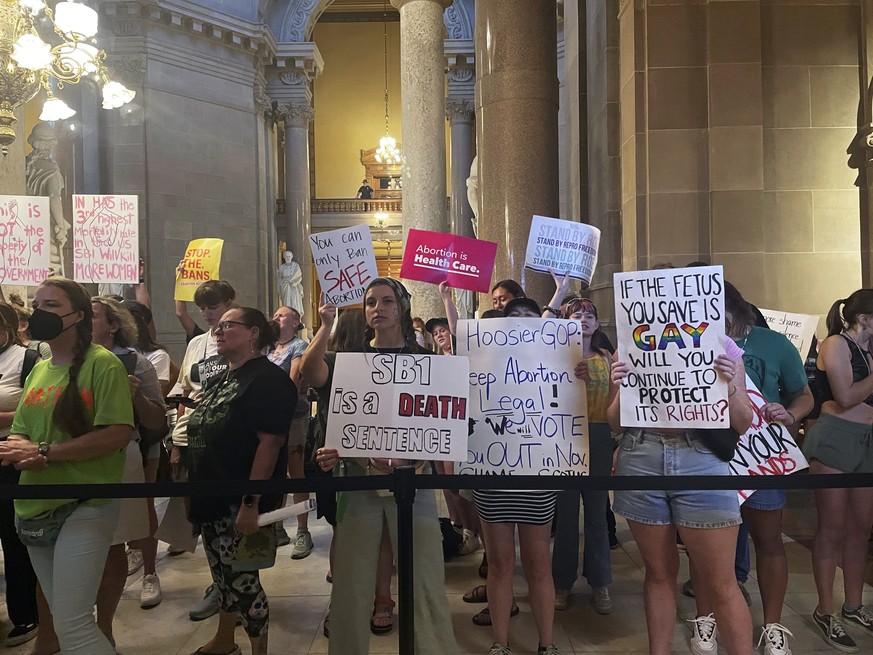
{"left": 102, "top": 81, "right": 136, "bottom": 109}
{"left": 54, "top": 2, "right": 99, "bottom": 39}
{"left": 20, "top": 0, "right": 46, "bottom": 15}
{"left": 40, "top": 96, "right": 77, "bottom": 121}
{"left": 12, "top": 34, "right": 53, "bottom": 71}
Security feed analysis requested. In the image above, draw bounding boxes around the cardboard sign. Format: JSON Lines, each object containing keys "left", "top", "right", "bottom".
{"left": 730, "top": 374, "right": 809, "bottom": 504}
{"left": 614, "top": 265, "right": 728, "bottom": 429}
{"left": 525, "top": 215, "right": 601, "bottom": 286}
{"left": 174, "top": 238, "right": 224, "bottom": 302}
{"left": 310, "top": 225, "right": 378, "bottom": 307}
{"left": 399, "top": 229, "right": 498, "bottom": 293}
{"left": 73, "top": 195, "right": 139, "bottom": 284}
{"left": 325, "top": 353, "right": 470, "bottom": 461}
{"left": 759, "top": 308, "right": 818, "bottom": 357}
{"left": 456, "top": 318, "right": 589, "bottom": 475}
{"left": 0, "top": 195, "right": 51, "bottom": 285}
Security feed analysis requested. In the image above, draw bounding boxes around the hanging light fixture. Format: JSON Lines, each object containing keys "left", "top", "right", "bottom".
{"left": 0, "top": 0, "right": 136, "bottom": 155}
{"left": 374, "top": 0, "right": 400, "bottom": 165}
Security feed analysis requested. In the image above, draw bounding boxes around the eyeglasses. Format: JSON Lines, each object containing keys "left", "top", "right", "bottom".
{"left": 216, "top": 320, "right": 250, "bottom": 332}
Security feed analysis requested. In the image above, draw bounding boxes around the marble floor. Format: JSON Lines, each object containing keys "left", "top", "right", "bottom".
{"left": 1, "top": 490, "right": 871, "bottom": 655}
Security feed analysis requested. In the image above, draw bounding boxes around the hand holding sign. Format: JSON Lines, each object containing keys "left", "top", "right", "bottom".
{"left": 310, "top": 225, "right": 378, "bottom": 307}
{"left": 72, "top": 195, "right": 139, "bottom": 284}
{"left": 174, "top": 238, "right": 224, "bottom": 301}
{"left": 525, "top": 215, "right": 601, "bottom": 286}
{"left": 400, "top": 229, "right": 498, "bottom": 293}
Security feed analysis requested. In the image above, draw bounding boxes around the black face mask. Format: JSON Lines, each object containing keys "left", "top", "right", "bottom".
{"left": 28, "top": 309, "right": 77, "bottom": 341}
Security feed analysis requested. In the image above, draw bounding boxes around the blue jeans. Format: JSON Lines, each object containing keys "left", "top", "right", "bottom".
{"left": 27, "top": 501, "right": 119, "bottom": 655}
{"left": 551, "top": 423, "right": 614, "bottom": 590}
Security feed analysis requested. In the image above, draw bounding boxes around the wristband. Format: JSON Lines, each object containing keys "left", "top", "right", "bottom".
{"left": 543, "top": 305, "right": 561, "bottom": 316}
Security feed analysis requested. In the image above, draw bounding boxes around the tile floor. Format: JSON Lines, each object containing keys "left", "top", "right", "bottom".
{"left": 0, "top": 490, "right": 871, "bottom": 655}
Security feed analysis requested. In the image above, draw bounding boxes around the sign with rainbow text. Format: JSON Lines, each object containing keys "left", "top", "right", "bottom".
{"left": 456, "top": 318, "right": 589, "bottom": 476}
{"left": 614, "top": 265, "right": 728, "bottom": 429}
{"left": 73, "top": 195, "right": 139, "bottom": 284}
{"left": 310, "top": 225, "right": 378, "bottom": 307}
{"left": 399, "top": 229, "right": 498, "bottom": 293}
{"left": 730, "top": 374, "right": 809, "bottom": 504}
{"left": 524, "top": 215, "right": 601, "bottom": 286}
{"left": 325, "top": 353, "right": 470, "bottom": 461}
{"left": 0, "top": 195, "right": 50, "bottom": 285}
{"left": 174, "top": 238, "right": 224, "bottom": 302}
{"left": 759, "top": 308, "right": 818, "bottom": 357}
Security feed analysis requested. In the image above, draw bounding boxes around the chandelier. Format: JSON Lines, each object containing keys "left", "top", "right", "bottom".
{"left": 373, "top": 0, "right": 400, "bottom": 165}
{"left": 0, "top": 0, "right": 136, "bottom": 155}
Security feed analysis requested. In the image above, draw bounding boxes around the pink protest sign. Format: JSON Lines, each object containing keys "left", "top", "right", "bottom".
{"left": 399, "top": 229, "right": 497, "bottom": 293}
{"left": 73, "top": 195, "right": 139, "bottom": 284}
{"left": 0, "top": 195, "right": 51, "bottom": 285}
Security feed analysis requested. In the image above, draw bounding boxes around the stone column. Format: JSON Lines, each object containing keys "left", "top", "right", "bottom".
{"left": 392, "top": 0, "right": 451, "bottom": 319}
{"left": 860, "top": 0, "right": 873, "bottom": 285}
{"left": 446, "top": 99, "right": 476, "bottom": 238}
{"left": 280, "top": 102, "right": 315, "bottom": 319}
{"left": 475, "top": 0, "right": 559, "bottom": 307}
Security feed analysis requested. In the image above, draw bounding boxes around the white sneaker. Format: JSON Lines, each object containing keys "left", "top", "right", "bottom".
{"left": 457, "top": 529, "right": 482, "bottom": 555}
{"left": 757, "top": 623, "right": 793, "bottom": 655}
{"left": 554, "top": 589, "right": 570, "bottom": 611}
{"left": 126, "top": 548, "right": 144, "bottom": 576}
{"left": 140, "top": 574, "right": 162, "bottom": 608}
{"left": 688, "top": 614, "right": 718, "bottom": 655}
{"left": 593, "top": 586, "right": 613, "bottom": 614}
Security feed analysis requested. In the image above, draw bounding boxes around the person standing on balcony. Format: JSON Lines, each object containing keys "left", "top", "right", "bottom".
{"left": 356, "top": 179, "right": 374, "bottom": 211}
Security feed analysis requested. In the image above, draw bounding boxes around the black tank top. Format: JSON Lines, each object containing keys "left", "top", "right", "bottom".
{"left": 814, "top": 334, "right": 873, "bottom": 407}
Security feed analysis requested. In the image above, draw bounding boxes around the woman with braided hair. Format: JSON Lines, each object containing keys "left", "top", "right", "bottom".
{"left": 0, "top": 277, "right": 134, "bottom": 655}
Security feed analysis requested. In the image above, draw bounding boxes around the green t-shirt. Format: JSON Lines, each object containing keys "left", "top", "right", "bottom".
{"left": 736, "top": 326, "right": 808, "bottom": 404}
{"left": 11, "top": 344, "right": 135, "bottom": 519}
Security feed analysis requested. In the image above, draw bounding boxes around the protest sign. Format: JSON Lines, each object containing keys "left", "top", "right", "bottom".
{"left": 730, "top": 374, "right": 809, "bottom": 504}
{"left": 614, "top": 265, "right": 728, "bottom": 429}
{"left": 0, "top": 195, "right": 50, "bottom": 285}
{"left": 174, "top": 238, "right": 225, "bottom": 302}
{"left": 325, "top": 353, "right": 469, "bottom": 461}
{"left": 73, "top": 195, "right": 139, "bottom": 284}
{"left": 310, "top": 225, "right": 379, "bottom": 307}
{"left": 524, "top": 215, "right": 601, "bottom": 286}
{"left": 399, "top": 229, "right": 498, "bottom": 293}
{"left": 759, "top": 308, "right": 818, "bottom": 357}
{"left": 456, "top": 317, "right": 589, "bottom": 476}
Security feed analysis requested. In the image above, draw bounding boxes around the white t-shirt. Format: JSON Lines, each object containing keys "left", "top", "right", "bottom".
{"left": 0, "top": 345, "right": 28, "bottom": 438}
{"left": 143, "top": 348, "right": 172, "bottom": 384}
{"left": 171, "top": 331, "right": 225, "bottom": 446}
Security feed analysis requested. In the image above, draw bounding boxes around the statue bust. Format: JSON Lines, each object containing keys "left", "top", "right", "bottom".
{"left": 25, "top": 122, "right": 70, "bottom": 278}
{"left": 278, "top": 250, "right": 304, "bottom": 315}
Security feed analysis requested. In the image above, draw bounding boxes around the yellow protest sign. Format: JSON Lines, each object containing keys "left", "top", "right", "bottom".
{"left": 174, "top": 238, "right": 224, "bottom": 301}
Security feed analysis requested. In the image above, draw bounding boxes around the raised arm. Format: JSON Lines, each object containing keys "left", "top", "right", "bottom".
{"left": 299, "top": 294, "right": 335, "bottom": 390}
{"left": 438, "top": 282, "right": 460, "bottom": 335}
{"left": 542, "top": 270, "right": 572, "bottom": 317}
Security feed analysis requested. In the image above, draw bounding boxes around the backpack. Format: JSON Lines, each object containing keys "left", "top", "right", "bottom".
{"left": 20, "top": 347, "right": 40, "bottom": 389}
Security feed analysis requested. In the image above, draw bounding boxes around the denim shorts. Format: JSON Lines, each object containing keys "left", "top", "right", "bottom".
{"left": 613, "top": 430, "right": 741, "bottom": 529}
{"left": 742, "top": 488, "right": 787, "bottom": 511}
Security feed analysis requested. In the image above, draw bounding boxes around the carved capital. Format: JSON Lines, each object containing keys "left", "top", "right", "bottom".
{"left": 278, "top": 102, "right": 314, "bottom": 128}
{"left": 445, "top": 98, "right": 474, "bottom": 125}
{"left": 254, "top": 87, "right": 273, "bottom": 118}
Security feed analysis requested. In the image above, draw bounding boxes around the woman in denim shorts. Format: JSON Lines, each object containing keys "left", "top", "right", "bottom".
{"left": 608, "top": 350, "right": 754, "bottom": 655}
{"left": 802, "top": 289, "right": 873, "bottom": 652}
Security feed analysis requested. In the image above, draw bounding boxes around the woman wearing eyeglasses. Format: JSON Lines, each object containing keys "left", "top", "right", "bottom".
{"left": 185, "top": 308, "right": 296, "bottom": 655}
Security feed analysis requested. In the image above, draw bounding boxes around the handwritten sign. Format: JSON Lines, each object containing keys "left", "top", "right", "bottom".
{"left": 730, "top": 374, "right": 809, "bottom": 503}
{"left": 399, "top": 229, "right": 498, "bottom": 293}
{"left": 759, "top": 308, "right": 818, "bottom": 357}
{"left": 614, "top": 265, "right": 728, "bottom": 429}
{"left": 310, "top": 225, "right": 378, "bottom": 307}
{"left": 456, "top": 318, "right": 589, "bottom": 475}
{"left": 325, "top": 353, "right": 469, "bottom": 461}
{"left": 174, "top": 238, "right": 225, "bottom": 302}
{"left": 73, "top": 195, "right": 139, "bottom": 284}
{"left": 525, "top": 215, "right": 601, "bottom": 286}
{"left": 0, "top": 195, "right": 50, "bottom": 285}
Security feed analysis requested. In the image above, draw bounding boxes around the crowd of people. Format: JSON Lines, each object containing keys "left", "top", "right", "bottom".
{"left": 0, "top": 261, "right": 869, "bottom": 655}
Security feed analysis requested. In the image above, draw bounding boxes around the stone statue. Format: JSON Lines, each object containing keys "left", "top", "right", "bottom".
{"left": 25, "top": 122, "right": 70, "bottom": 278}
{"left": 465, "top": 154, "right": 479, "bottom": 238}
{"left": 278, "top": 250, "right": 304, "bottom": 315}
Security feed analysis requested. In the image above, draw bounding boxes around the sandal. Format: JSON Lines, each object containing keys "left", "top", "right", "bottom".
{"left": 478, "top": 552, "right": 488, "bottom": 579}
{"left": 463, "top": 584, "right": 488, "bottom": 603}
{"left": 472, "top": 603, "right": 519, "bottom": 626}
{"left": 325, "top": 570, "right": 333, "bottom": 584}
{"left": 370, "top": 596, "right": 395, "bottom": 635}
{"left": 190, "top": 646, "right": 241, "bottom": 655}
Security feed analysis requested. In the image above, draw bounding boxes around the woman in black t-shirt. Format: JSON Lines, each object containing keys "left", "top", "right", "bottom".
{"left": 185, "top": 307, "right": 296, "bottom": 655}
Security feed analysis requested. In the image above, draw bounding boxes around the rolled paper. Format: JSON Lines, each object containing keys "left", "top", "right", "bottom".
{"left": 257, "top": 498, "right": 316, "bottom": 527}
{"left": 724, "top": 337, "right": 745, "bottom": 361}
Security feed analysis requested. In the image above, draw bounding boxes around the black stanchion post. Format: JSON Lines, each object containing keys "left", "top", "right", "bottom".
{"left": 394, "top": 465, "right": 416, "bottom": 655}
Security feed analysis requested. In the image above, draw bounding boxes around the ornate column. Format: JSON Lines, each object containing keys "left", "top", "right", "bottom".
{"left": 475, "top": 0, "right": 559, "bottom": 307}
{"left": 392, "top": 0, "right": 451, "bottom": 319}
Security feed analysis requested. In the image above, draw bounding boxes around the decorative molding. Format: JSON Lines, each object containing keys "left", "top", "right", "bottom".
{"left": 111, "top": 19, "right": 142, "bottom": 36}
{"left": 448, "top": 68, "right": 473, "bottom": 83}
{"left": 278, "top": 102, "right": 314, "bottom": 129}
{"left": 445, "top": 98, "right": 474, "bottom": 125}
{"left": 281, "top": 0, "right": 321, "bottom": 42}
{"left": 105, "top": 55, "right": 146, "bottom": 87}
{"left": 254, "top": 84, "right": 273, "bottom": 118}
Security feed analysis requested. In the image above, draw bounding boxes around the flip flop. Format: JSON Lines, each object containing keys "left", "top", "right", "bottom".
{"left": 370, "top": 597, "right": 395, "bottom": 635}
{"left": 472, "top": 603, "right": 519, "bottom": 626}
{"left": 463, "top": 584, "right": 488, "bottom": 603}
{"left": 190, "top": 646, "right": 241, "bottom": 655}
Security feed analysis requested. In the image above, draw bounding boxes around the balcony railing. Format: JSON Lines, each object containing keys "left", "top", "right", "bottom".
{"left": 276, "top": 198, "right": 449, "bottom": 214}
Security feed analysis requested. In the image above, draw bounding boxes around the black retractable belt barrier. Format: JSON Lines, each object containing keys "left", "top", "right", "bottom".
{"left": 393, "top": 466, "right": 417, "bottom": 655}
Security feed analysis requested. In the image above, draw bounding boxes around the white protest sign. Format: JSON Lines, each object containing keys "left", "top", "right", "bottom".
{"left": 759, "top": 309, "right": 818, "bottom": 357}
{"left": 614, "top": 265, "right": 728, "bottom": 429}
{"left": 73, "top": 195, "right": 139, "bottom": 284}
{"left": 730, "top": 374, "right": 809, "bottom": 504}
{"left": 0, "top": 195, "right": 50, "bottom": 285}
{"left": 456, "top": 318, "right": 589, "bottom": 475}
{"left": 325, "top": 353, "right": 469, "bottom": 461}
{"left": 310, "top": 225, "right": 379, "bottom": 307}
{"left": 525, "top": 215, "right": 601, "bottom": 286}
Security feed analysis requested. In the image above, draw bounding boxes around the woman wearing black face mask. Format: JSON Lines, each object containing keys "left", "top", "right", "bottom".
{"left": 0, "top": 278, "right": 134, "bottom": 655}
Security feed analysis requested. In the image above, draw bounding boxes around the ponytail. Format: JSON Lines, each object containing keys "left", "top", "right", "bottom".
{"left": 826, "top": 289, "right": 873, "bottom": 337}
{"left": 826, "top": 299, "right": 847, "bottom": 337}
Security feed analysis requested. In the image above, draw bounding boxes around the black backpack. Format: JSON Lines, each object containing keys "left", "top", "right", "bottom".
{"left": 20, "top": 347, "right": 40, "bottom": 388}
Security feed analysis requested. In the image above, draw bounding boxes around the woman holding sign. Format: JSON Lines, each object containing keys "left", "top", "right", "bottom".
{"left": 607, "top": 343, "right": 754, "bottom": 655}
{"left": 310, "top": 278, "right": 459, "bottom": 655}
{"left": 803, "top": 289, "right": 873, "bottom": 653}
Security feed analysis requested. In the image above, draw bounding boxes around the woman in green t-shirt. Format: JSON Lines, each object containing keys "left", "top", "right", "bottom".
{"left": 0, "top": 278, "right": 134, "bottom": 655}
